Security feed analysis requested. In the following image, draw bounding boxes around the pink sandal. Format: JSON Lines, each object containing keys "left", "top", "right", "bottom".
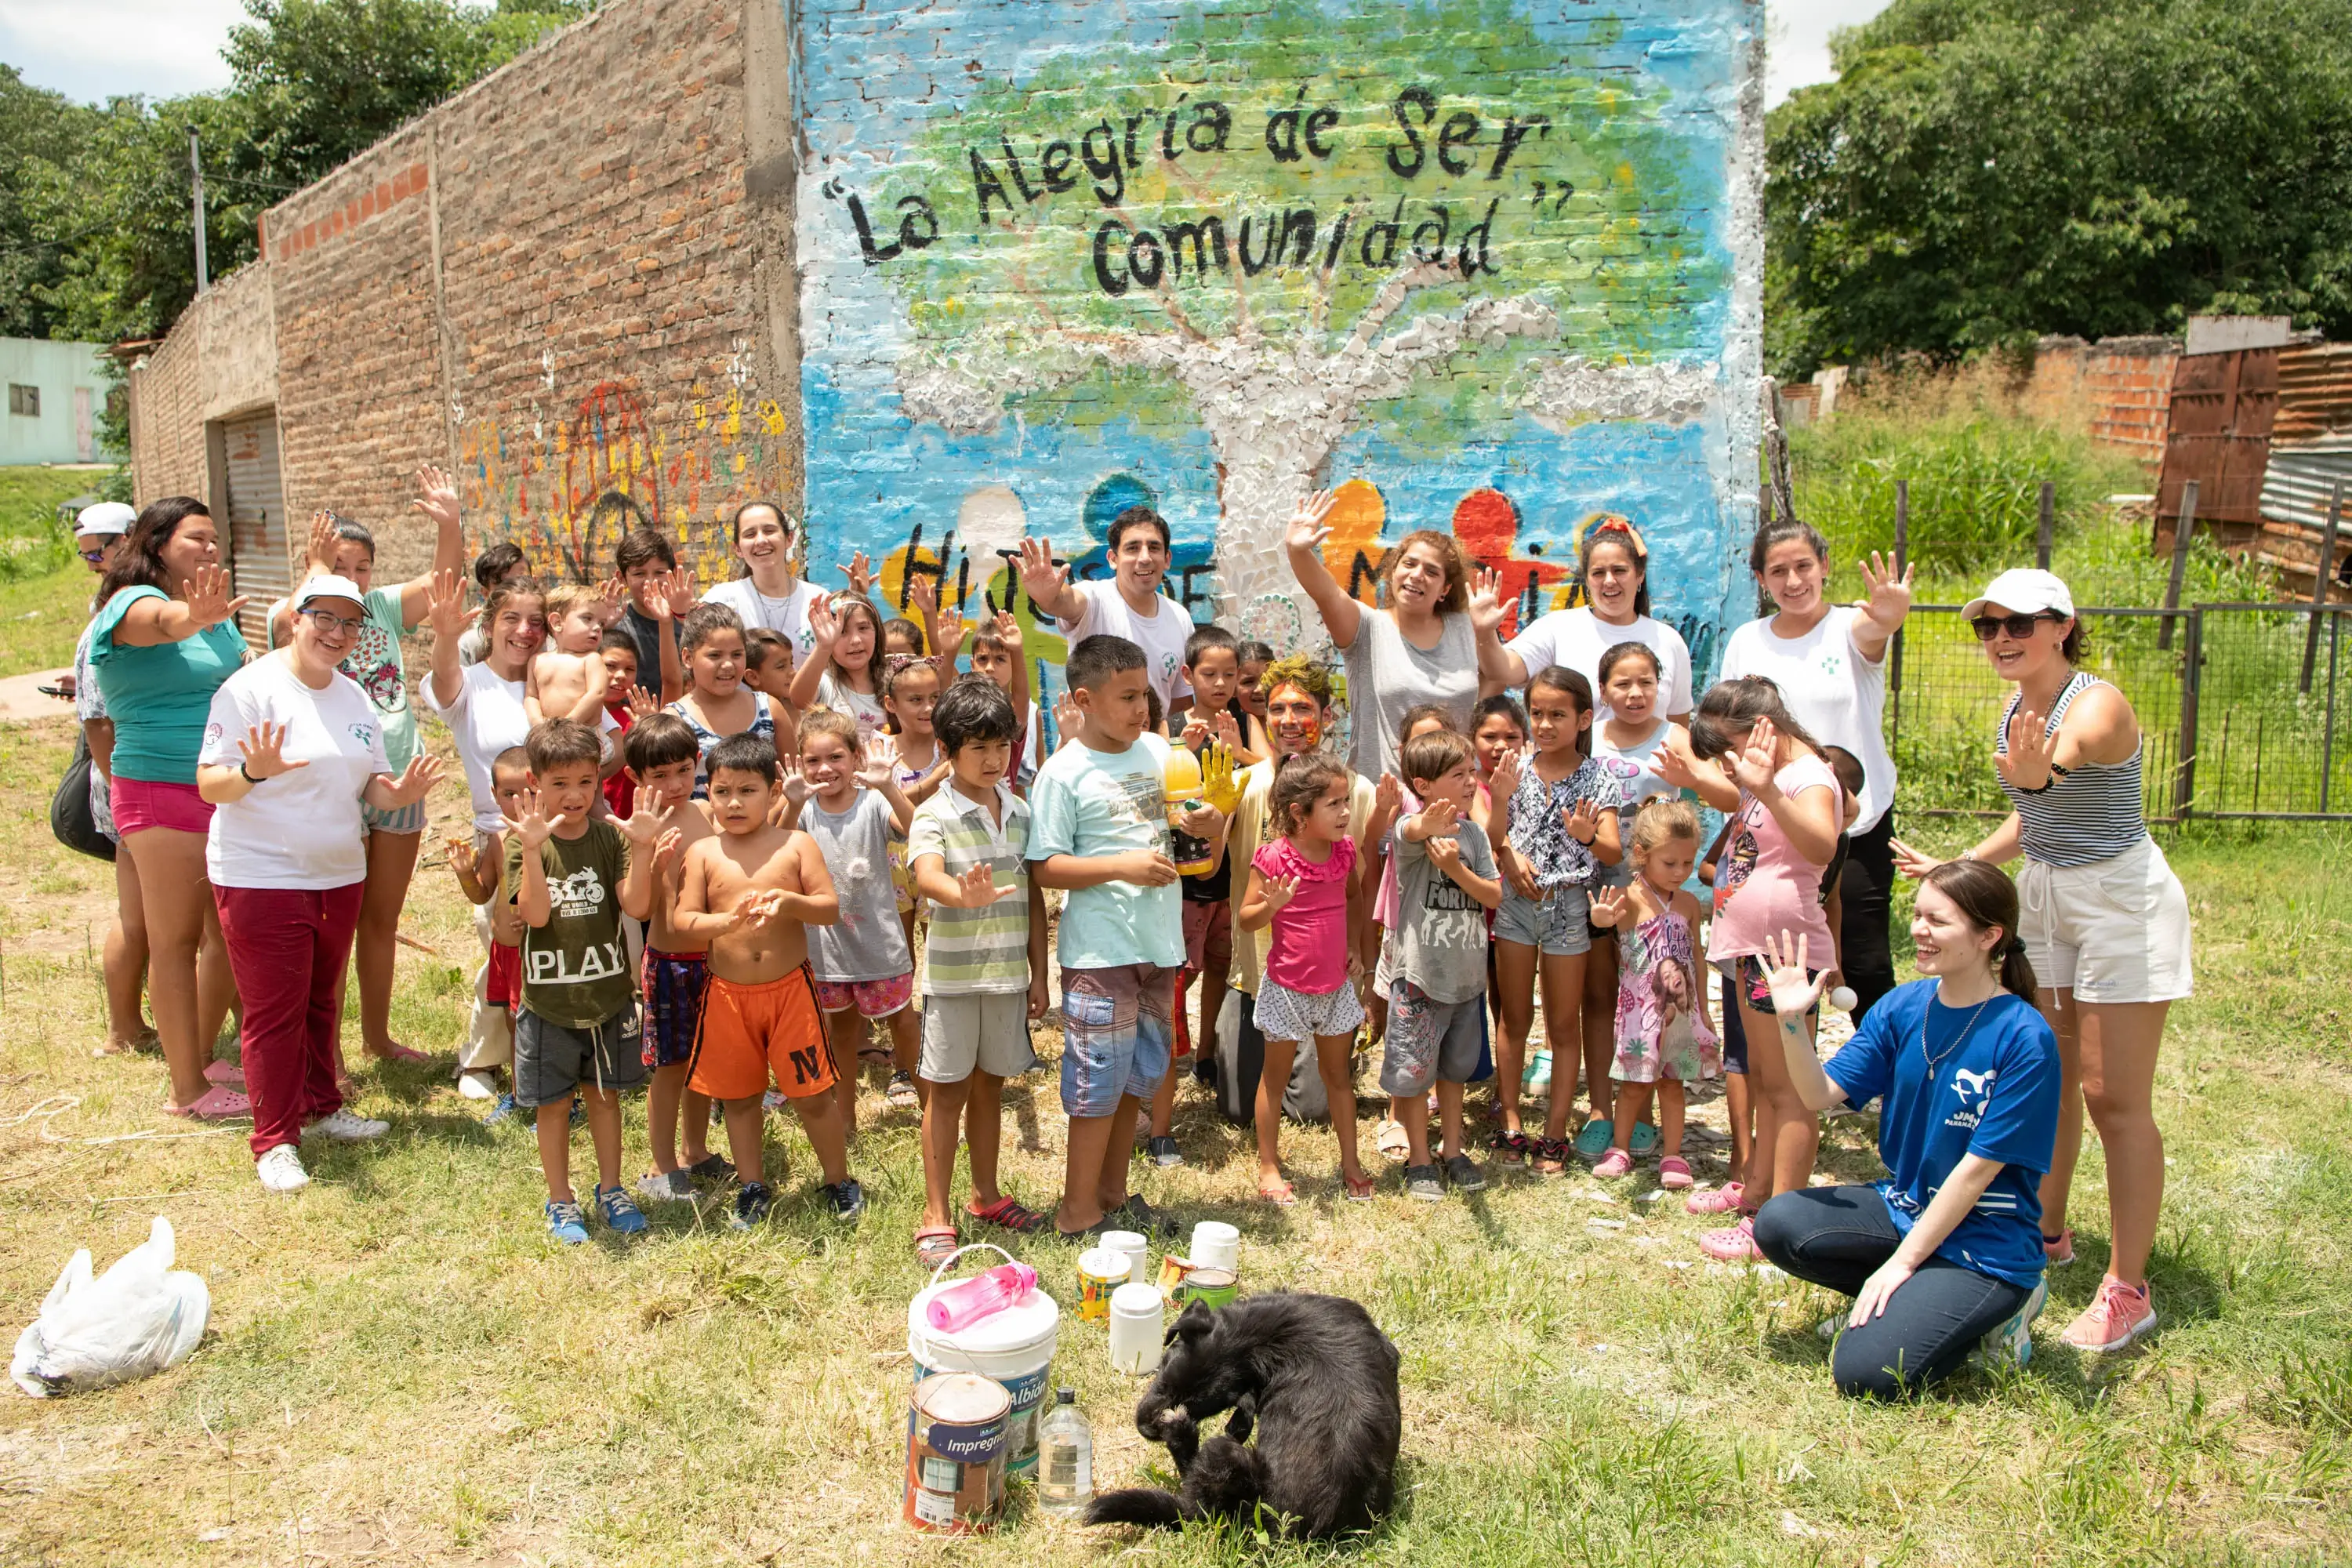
{"left": 1686, "top": 1180, "right": 1744, "bottom": 1216}
{"left": 165, "top": 1084, "right": 251, "bottom": 1121}
{"left": 203, "top": 1060, "right": 245, "bottom": 1087}
{"left": 366, "top": 1042, "right": 432, "bottom": 1065}
{"left": 1657, "top": 1156, "right": 1694, "bottom": 1190}
{"left": 1697, "top": 1214, "right": 1762, "bottom": 1261}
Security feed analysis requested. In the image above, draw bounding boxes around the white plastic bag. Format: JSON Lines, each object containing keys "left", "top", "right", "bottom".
{"left": 12, "top": 1217, "right": 209, "bottom": 1397}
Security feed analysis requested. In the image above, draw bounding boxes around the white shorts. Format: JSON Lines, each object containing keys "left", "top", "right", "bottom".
{"left": 2017, "top": 837, "right": 2192, "bottom": 1004}
{"left": 1251, "top": 975, "right": 1368, "bottom": 1045}
{"left": 917, "top": 991, "right": 1038, "bottom": 1083}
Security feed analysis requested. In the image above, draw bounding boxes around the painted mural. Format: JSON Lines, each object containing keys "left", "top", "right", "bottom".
{"left": 796, "top": 0, "right": 1765, "bottom": 687}
{"left": 456, "top": 351, "right": 796, "bottom": 589}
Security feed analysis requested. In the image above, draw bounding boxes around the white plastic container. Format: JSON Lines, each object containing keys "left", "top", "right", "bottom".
{"left": 1108, "top": 1283, "right": 1163, "bottom": 1375}
{"left": 1188, "top": 1221, "right": 1240, "bottom": 1274}
{"left": 908, "top": 1245, "right": 1062, "bottom": 1477}
{"left": 1100, "top": 1229, "right": 1149, "bottom": 1293}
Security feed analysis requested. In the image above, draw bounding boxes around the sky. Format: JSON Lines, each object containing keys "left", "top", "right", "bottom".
{"left": 3, "top": 0, "right": 1893, "bottom": 107}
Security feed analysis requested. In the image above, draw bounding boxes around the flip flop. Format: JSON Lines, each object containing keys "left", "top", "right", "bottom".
{"left": 913, "top": 1226, "right": 960, "bottom": 1269}
{"left": 1342, "top": 1172, "right": 1376, "bottom": 1202}
{"left": 966, "top": 1195, "right": 1049, "bottom": 1235}
{"left": 1258, "top": 1180, "right": 1298, "bottom": 1207}
{"left": 165, "top": 1085, "right": 250, "bottom": 1121}
{"left": 1376, "top": 1118, "right": 1410, "bottom": 1163}
{"left": 203, "top": 1060, "right": 245, "bottom": 1087}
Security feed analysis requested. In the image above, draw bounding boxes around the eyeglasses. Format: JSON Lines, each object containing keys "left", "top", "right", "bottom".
{"left": 302, "top": 608, "right": 367, "bottom": 637}
{"left": 77, "top": 546, "right": 109, "bottom": 563}
{"left": 1970, "top": 612, "right": 2057, "bottom": 642}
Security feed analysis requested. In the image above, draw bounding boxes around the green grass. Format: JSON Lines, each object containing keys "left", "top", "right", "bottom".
{"left": 0, "top": 466, "right": 111, "bottom": 677}
{"left": 0, "top": 712, "right": 2346, "bottom": 1566}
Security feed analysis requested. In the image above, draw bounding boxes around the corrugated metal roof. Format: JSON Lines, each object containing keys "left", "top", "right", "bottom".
{"left": 2274, "top": 343, "right": 2352, "bottom": 445}
{"left": 2259, "top": 439, "right": 2351, "bottom": 535}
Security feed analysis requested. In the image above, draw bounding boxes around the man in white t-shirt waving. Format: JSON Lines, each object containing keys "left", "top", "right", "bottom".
{"left": 1016, "top": 510, "right": 1195, "bottom": 717}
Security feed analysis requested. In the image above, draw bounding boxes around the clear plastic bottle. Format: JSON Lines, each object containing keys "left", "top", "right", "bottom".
{"left": 1036, "top": 1387, "right": 1094, "bottom": 1516}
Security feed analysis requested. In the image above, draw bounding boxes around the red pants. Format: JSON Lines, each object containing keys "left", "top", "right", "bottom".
{"left": 214, "top": 883, "right": 365, "bottom": 1159}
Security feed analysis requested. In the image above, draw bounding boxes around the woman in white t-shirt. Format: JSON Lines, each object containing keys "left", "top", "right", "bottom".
{"left": 422, "top": 569, "right": 546, "bottom": 1099}
{"left": 197, "top": 577, "right": 443, "bottom": 1192}
{"left": 699, "top": 499, "right": 825, "bottom": 662}
{"left": 1718, "top": 517, "right": 1913, "bottom": 1022}
{"left": 1496, "top": 518, "right": 1696, "bottom": 723}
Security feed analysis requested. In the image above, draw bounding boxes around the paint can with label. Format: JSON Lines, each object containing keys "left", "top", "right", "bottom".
{"left": 903, "top": 1371, "right": 1008, "bottom": 1533}
{"left": 1188, "top": 1220, "right": 1240, "bottom": 1274}
{"left": 1178, "top": 1267, "right": 1238, "bottom": 1310}
{"left": 1076, "top": 1248, "right": 1129, "bottom": 1323}
{"left": 908, "top": 1244, "right": 1061, "bottom": 1479}
{"left": 1154, "top": 1252, "right": 1194, "bottom": 1303}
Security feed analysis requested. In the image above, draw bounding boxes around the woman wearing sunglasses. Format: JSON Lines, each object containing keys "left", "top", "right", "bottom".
{"left": 1893, "top": 568, "right": 2190, "bottom": 1355}
{"left": 196, "top": 576, "right": 443, "bottom": 1192}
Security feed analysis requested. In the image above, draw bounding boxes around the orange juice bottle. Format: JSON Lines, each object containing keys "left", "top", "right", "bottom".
{"left": 1163, "top": 747, "right": 1214, "bottom": 877}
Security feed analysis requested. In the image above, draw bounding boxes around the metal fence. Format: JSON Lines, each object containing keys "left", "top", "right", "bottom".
{"left": 1889, "top": 602, "right": 2352, "bottom": 821}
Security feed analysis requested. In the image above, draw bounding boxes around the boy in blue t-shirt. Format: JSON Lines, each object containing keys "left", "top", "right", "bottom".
{"left": 1027, "top": 634, "right": 1227, "bottom": 1240}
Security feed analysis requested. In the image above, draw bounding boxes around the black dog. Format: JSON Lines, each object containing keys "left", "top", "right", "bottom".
{"left": 1084, "top": 1291, "right": 1401, "bottom": 1540}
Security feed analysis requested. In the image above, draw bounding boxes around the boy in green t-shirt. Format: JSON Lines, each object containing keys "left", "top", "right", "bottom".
{"left": 502, "top": 718, "right": 652, "bottom": 1245}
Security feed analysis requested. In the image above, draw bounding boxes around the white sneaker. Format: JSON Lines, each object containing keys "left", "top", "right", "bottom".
{"left": 1972, "top": 1277, "right": 2049, "bottom": 1372}
{"left": 256, "top": 1145, "right": 310, "bottom": 1192}
{"left": 306, "top": 1109, "right": 390, "bottom": 1141}
{"left": 456, "top": 1069, "right": 499, "bottom": 1101}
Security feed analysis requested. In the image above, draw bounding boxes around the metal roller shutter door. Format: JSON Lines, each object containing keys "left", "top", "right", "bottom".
{"left": 221, "top": 411, "right": 285, "bottom": 648}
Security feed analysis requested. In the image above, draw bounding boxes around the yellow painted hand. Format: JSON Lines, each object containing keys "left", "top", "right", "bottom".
{"left": 1201, "top": 739, "right": 1241, "bottom": 815}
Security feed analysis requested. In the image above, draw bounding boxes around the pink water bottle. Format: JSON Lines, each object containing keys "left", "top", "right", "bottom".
{"left": 927, "top": 1262, "right": 1037, "bottom": 1331}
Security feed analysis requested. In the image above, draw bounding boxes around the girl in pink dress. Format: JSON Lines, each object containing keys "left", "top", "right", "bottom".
{"left": 1589, "top": 798, "right": 1719, "bottom": 1189}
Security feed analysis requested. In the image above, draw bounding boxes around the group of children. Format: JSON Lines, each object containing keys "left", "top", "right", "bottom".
{"left": 439, "top": 526, "right": 1861, "bottom": 1265}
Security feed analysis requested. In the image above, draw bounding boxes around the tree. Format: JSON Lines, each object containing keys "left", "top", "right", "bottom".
{"left": 853, "top": 0, "right": 1733, "bottom": 619}
{"left": 1766, "top": 0, "right": 2352, "bottom": 377}
{"left": 0, "top": 67, "right": 101, "bottom": 339}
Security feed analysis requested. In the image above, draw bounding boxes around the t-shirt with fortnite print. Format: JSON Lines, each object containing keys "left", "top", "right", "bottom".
{"left": 1390, "top": 816, "right": 1498, "bottom": 1005}
{"left": 502, "top": 820, "right": 634, "bottom": 1029}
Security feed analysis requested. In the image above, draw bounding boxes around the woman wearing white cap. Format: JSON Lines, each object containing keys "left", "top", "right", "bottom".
{"left": 68, "top": 502, "right": 161, "bottom": 1057}
{"left": 197, "top": 576, "right": 443, "bottom": 1192}
{"left": 1893, "top": 567, "right": 2189, "bottom": 1355}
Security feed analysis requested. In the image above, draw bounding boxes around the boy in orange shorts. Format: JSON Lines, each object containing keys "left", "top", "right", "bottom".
{"left": 671, "top": 731, "right": 863, "bottom": 1227}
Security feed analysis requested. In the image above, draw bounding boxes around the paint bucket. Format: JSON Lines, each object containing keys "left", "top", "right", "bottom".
{"left": 1179, "top": 1267, "right": 1238, "bottom": 1310}
{"left": 903, "top": 1371, "right": 1008, "bottom": 1533}
{"left": 1108, "top": 1283, "right": 1164, "bottom": 1375}
{"left": 1188, "top": 1221, "right": 1240, "bottom": 1273}
{"left": 908, "top": 1244, "right": 1060, "bottom": 1479}
{"left": 1155, "top": 1253, "right": 1195, "bottom": 1302}
{"left": 1076, "top": 1248, "right": 1130, "bottom": 1323}
{"left": 1100, "top": 1229, "right": 1149, "bottom": 1290}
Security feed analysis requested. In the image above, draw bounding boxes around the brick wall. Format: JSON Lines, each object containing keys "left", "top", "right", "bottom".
{"left": 130, "top": 0, "right": 797, "bottom": 588}
{"left": 2021, "top": 336, "right": 2179, "bottom": 468}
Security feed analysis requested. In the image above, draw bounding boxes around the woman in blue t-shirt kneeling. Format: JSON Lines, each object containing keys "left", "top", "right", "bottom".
{"left": 1751, "top": 859, "right": 2060, "bottom": 1399}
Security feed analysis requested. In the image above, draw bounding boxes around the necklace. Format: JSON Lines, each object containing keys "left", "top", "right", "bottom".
{"left": 1921, "top": 990, "right": 1994, "bottom": 1073}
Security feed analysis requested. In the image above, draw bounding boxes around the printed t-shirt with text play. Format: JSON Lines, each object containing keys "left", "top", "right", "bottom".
{"left": 503, "top": 821, "right": 634, "bottom": 1029}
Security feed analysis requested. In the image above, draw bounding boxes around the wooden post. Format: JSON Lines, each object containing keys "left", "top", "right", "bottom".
{"left": 1889, "top": 478, "right": 1908, "bottom": 735}
{"left": 2160, "top": 479, "right": 2199, "bottom": 652}
{"left": 2036, "top": 480, "right": 2054, "bottom": 568}
{"left": 2303, "top": 478, "right": 2344, "bottom": 694}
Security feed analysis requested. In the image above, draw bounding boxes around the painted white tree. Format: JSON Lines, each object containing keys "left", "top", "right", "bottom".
{"left": 834, "top": 0, "right": 1748, "bottom": 620}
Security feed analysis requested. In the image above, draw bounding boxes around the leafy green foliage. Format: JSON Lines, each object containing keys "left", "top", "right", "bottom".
{"left": 1, "top": 0, "right": 593, "bottom": 345}
{"left": 1764, "top": 0, "right": 2352, "bottom": 377}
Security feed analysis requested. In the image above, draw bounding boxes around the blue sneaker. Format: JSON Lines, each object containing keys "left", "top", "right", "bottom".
{"left": 1628, "top": 1121, "right": 1661, "bottom": 1158}
{"left": 545, "top": 1199, "right": 589, "bottom": 1245}
{"left": 483, "top": 1092, "right": 518, "bottom": 1127}
{"left": 1972, "top": 1277, "right": 2049, "bottom": 1372}
{"left": 1573, "top": 1117, "right": 1615, "bottom": 1161}
{"left": 594, "top": 1183, "right": 648, "bottom": 1235}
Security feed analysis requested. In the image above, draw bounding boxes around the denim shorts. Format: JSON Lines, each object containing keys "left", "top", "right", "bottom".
{"left": 1058, "top": 963, "right": 1174, "bottom": 1119}
{"left": 1493, "top": 884, "right": 1592, "bottom": 956}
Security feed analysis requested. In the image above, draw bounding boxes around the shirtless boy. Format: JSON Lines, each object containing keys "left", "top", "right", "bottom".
{"left": 671, "top": 731, "right": 864, "bottom": 1227}
{"left": 525, "top": 582, "right": 619, "bottom": 727}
